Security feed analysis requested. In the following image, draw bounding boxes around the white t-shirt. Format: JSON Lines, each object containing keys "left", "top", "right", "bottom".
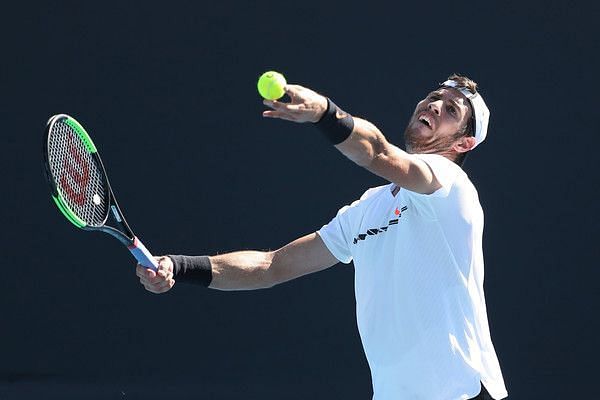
{"left": 318, "top": 154, "right": 508, "bottom": 400}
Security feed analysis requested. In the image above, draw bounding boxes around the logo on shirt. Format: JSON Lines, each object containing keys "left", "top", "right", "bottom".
{"left": 352, "top": 205, "right": 407, "bottom": 245}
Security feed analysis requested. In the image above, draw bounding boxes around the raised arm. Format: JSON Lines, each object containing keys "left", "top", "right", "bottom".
{"left": 263, "top": 85, "right": 441, "bottom": 195}
{"left": 335, "top": 117, "right": 441, "bottom": 194}
{"left": 136, "top": 233, "right": 339, "bottom": 293}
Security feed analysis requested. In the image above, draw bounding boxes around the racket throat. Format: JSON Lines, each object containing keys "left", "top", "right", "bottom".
{"left": 102, "top": 196, "right": 136, "bottom": 245}
{"left": 111, "top": 205, "right": 123, "bottom": 222}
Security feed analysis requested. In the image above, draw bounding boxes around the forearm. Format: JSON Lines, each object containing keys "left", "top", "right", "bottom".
{"left": 262, "top": 86, "right": 423, "bottom": 187}
{"left": 335, "top": 117, "right": 412, "bottom": 175}
{"left": 328, "top": 112, "right": 437, "bottom": 194}
{"left": 313, "top": 98, "right": 395, "bottom": 167}
{"left": 175, "top": 234, "right": 336, "bottom": 291}
{"left": 335, "top": 117, "right": 389, "bottom": 166}
{"left": 208, "top": 250, "right": 276, "bottom": 291}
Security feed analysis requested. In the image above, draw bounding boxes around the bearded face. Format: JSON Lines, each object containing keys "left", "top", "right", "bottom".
{"left": 404, "top": 87, "right": 473, "bottom": 154}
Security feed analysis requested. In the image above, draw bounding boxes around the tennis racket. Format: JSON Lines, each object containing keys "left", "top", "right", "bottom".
{"left": 43, "top": 114, "right": 158, "bottom": 271}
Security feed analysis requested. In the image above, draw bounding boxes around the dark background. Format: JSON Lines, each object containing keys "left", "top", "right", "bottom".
{"left": 1, "top": 1, "right": 598, "bottom": 399}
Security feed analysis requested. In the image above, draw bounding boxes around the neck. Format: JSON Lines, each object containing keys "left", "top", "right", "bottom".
{"left": 405, "top": 144, "right": 459, "bottom": 164}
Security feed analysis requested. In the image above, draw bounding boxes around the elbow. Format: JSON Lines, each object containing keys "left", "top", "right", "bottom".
{"left": 344, "top": 139, "right": 384, "bottom": 168}
{"left": 263, "top": 248, "right": 292, "bottom": 288}
{"left": 358, "top": 129, "right": 388, "bottom": 168}
{"left": 357, "top": 137, "right": 388, "bottom": 169}
{"left": 351, "top": 153, "right": 373, "bottom": 168}
{"left": 259, "top": 250, "right": 279, "bottom": 289}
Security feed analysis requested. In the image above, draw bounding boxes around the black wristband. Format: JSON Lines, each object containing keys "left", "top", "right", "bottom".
{"left": 314, "top": 98, "right": 354, "bottom": 145}
{"left": 168, "top": 255, "right": 213, "bottom": 287}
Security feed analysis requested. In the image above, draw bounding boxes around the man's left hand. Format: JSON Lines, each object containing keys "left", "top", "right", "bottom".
{"left": 262, "top": 84, "right": 328, "bottom": 123}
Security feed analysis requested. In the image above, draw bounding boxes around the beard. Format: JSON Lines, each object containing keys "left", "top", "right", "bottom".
{"left": 403, "top": 125, "right": 428, "bottom": 153}
{"left": 403, "top": 122, "right": 462, "bottom": 155}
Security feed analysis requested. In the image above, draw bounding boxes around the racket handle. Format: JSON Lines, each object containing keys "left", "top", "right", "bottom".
{"left": 128, "top": 237, "right": 159, "bottom": 271}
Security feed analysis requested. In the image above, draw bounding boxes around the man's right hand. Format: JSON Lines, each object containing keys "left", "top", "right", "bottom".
{"left": 136, "top": 256, "right": 175, "bottom": 294}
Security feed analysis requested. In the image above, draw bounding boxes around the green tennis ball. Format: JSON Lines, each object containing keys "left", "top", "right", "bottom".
{"left": 257, "top": 71, "right": 287, "bottom": 100}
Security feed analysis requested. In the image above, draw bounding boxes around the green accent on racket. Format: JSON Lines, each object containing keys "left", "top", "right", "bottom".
{"left": 52, "top": 194, "right": 86, "bottom": 228}
{"left": 65, "top": 117, "right": 97, "bottom": 154}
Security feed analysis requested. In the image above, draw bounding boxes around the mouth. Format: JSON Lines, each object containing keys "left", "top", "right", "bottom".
{"left": 417, "top": 112, "right": 434, "bottom": 130}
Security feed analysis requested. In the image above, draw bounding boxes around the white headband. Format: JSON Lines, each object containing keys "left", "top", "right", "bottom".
{"left": 441, "top": 79, "right": 489, "bottom": 148}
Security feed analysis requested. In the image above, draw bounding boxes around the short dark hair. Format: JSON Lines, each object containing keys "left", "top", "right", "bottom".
{"left": 445, "top": 73, "right": 478, "bottom": 166}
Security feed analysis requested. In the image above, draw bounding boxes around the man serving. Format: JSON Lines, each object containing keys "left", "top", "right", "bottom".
{"left": 137, "top": 74, "right": 508, "bottom": 400}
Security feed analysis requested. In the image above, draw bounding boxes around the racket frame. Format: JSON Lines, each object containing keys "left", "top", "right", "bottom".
{"left": 43, "top": 114, "right": 158, "bottom": 270}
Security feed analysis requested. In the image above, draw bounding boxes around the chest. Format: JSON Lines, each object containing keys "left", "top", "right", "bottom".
{"left": 348, "top": 189, "right": 447, "bottom": 272}
{"left": 349, "top": 190, "right": 410, "bottom": 251}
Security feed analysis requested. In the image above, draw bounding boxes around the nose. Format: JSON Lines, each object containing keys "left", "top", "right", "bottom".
{"left": 428, "top": 100, "right": 442, "bottom": 115}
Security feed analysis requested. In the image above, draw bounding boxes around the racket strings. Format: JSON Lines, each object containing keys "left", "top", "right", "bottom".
{"left": 48, "top": 121, "right": 108, "bottom": 226}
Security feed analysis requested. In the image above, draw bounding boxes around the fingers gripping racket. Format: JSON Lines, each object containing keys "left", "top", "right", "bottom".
{"left": 43, "top": 114, "right": 158, "bottom": 271}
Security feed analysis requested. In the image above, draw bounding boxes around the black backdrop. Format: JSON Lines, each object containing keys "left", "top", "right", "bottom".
{"left": 2, "top": 1, "right": 598, "bottom": 399}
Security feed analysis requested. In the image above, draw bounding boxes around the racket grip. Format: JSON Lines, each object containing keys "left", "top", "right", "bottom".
{"left": 128, "top": 237, "right": 159, "bottom": 271}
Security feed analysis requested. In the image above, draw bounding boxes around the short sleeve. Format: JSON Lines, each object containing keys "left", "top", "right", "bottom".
{"left": 413, "top": 154, "right": 461, "bottom": 198}
{"left": 317, "top": 185, "right": 387, "bottom": 264}
{"left": 317, "top": 205, "right": 353, "bottom": 264}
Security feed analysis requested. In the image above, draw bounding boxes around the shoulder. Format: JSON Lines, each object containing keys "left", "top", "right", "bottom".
{"left": 334, "top": 184, "right": 390, "bottom": 217}
{"left": 358, "top": 184, "right": 391, "bottom": 201}
{"left": 410, "top": 154, "right": 467, "bottom": 198}
{"left": 413, "top": 154, "right": 463, "bottom": 177}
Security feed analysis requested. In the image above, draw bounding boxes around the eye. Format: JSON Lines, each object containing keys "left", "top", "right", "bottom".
{"left": 447, "top": 105, "right": 457, "bottom": 115}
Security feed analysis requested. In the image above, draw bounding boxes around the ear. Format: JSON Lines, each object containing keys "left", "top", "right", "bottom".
{"left": 453, "top": 136, "right": 476, "bottom": 154}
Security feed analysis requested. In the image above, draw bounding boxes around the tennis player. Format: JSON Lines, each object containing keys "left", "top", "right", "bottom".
{"left": 137, "top": 74, "right": 508, "bottom": 400}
